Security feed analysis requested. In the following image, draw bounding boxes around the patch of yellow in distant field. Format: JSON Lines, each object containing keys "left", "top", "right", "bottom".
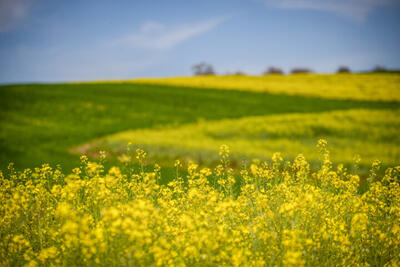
{"left": 128, "top": 74, "right": 400, "bottom": 102}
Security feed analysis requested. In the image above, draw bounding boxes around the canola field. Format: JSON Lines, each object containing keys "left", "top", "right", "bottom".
{"left": 1, "top": 73, "right": 400, "bottom": 266}
{"left": 1, "top": 143, "right": 400, "bottom": 266}
{"left": 133, "top": 73, "right": 400, "bottom": 102}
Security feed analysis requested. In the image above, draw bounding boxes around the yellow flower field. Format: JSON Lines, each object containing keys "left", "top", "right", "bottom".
{"left": 1, "top": 142, "right": 400, "bottom": 266}
{"left": 129, "top": 73, "right": 400, "bottom": 102}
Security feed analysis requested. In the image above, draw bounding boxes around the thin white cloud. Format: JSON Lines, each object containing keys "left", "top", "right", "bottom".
{"left": 0, "top": 0, "right": 32, "bottom": 32}
{"left": 263, "top": 0, "right": 399, "bottom": 22}
{"left": 118, "top": 16, "right": 230, "bottom": 50}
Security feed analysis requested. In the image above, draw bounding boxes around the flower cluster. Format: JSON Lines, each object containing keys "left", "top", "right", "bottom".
{"left": 1, "top": 141, "right": 399, "bottom": 266}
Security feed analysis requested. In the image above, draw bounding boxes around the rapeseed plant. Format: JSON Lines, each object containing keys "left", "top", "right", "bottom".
{"left": 0, "top": 140, "right": 399, "bottom": 266}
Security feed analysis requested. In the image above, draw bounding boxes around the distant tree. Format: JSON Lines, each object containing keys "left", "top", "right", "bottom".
{"left": 192, "top": 62, "right": 216, "bottom": 76}
{"left": 290, "top": 68, "right": 312, "bottom": 74}
{"left": 372, "top": 65, "right": 387, "bottom": 72}
{"left": 337, "top": 66, "right": 351, "bottom": 73}
{"left": 264, "top": 67, "right": 284, "bottom": 75}
{"left": 234, "top": 71, "right": 246, "bottom": 76}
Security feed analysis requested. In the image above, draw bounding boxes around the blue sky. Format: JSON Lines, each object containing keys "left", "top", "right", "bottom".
{"left": 0, "top": 0, "right": 400, "bottom": 83}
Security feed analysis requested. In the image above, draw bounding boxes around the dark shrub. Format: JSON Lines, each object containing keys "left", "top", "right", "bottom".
{"left": 234, "top": 71, "right": 246, "bottom": 76}
{"left": 264, "top": 67, "right": 284, "bottom": 75}
{"left": 337, "top": 66, "right": 351, "bottom": 73}
{"left": 290, "top": 68, "right": 312, "bottom": 74}
{"left": 372, "top": 65, "right": 387, "bottom": 73}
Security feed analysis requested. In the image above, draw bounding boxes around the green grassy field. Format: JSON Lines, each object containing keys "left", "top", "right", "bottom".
{"left": 0, "top": 74, "right": 399, "bottom": 175}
